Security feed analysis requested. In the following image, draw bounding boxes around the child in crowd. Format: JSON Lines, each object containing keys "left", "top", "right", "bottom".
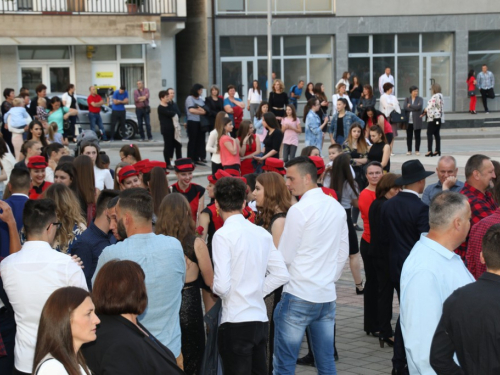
{"left": 323, "top": 143, "right": 355, "bottom": 186}
{"left": 36, "top": 97, "right": 49, "bottom": 128}
{"left": 46, "top": 122, "right": 66, "bottom": 145}
{"left": 4, "top": 98, "right": 32, "bottom": 159}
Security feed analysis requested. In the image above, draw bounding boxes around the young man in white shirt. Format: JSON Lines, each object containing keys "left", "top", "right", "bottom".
{"left": 1, "top": 199, "right": 87, "bottom": 375}
{"left": 212, "top": 176, "right": 289, "bottom": 374}
{"left": 379, "top": 67, "right": 395, "bottom": 96}
{"left": 273, "top": 156, "right": 349, "bottom": 375}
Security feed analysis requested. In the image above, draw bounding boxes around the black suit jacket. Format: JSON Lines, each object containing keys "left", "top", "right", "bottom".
{"left": 430, "top": 272, "right": 500, "bottom": 374}
{"left": 82, "top": 315, "right": 185, "bottom": 375}
{"left": 380, "top": 191, "right": 430, "bottom": 283}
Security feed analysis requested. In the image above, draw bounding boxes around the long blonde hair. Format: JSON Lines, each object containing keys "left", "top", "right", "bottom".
{"left": 43, "top": 183, "right": 87, "bottom": 253}
{"left": 47, "top": 122, "right": 58, "bottom": 142}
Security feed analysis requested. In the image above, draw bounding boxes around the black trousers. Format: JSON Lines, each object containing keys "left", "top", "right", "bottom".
{"left": 360, "top": 239, "right": 379, "bottom": 334}
{"left": 405, "top": 124, "right": 421, "bottom": 152}
{"left": 426, "top": 121, "right": 441, "bottom": 152}
{"left": 1, "top": 123, "right": 14, "bottom": 156}
{"left": 13, "top": 368, "right": 30, "bottom": 375}
{"left": 223, "top": 164, "right": 241, "bottom": 172}
{"left": 392, "top": 282, "right": 407, "bottom": 372}
{"left": 0, "top": 309, "right": 15, "bottom": 375}
{"left": 211, "top": 162, "right": 223, "bottom": 175}
{"left": 345, "top": 208, "right": 359, "bottom": 255}
{"left": 161, "top": 123, "right": 182, "bottom": 166}
{"left": 480, "top": 88, "right": 490, "bottom": 111}
{"left": 218, "top": 321, "right": 268, "bottom": 375}
{"left": 110, "top": 110, "right": 126, "bottom": 140}
{"left": 374, "top": 257, "right": 395, "bottom": 340}
{"left": 187, "top": 120, "right": 205, "bottom": 162}
{"left": 63, "top": 115, "right": 77, "bottom": 139}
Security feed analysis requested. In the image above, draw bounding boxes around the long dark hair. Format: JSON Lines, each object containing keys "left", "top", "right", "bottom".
{"left": 26, "top": 120, "right": 49, "bottom": 147}
{"left": 80, "top": 142, "right": 108, "bottom": 169}
{"left": 155, "top": 193, "right": 196, "bottom": 260}
{"left": 263, "top": 112, "right": 279, "bottom": 130}
{"left": 146, "top": 167, "right": 169, "bottom": 217}
{"left": 251, "top": 80, "right": 260, "bottom": 93}
{"left": 313, "top": 83, "right": 327, "bottom": 103}
{"left": 303, "top": 98, "right": 319, "bottom": 122}
{"left": 32, "top": 287, "right": 91, "bottom": 375}
{"left": 73, "top": 155, "right": 96, "bottom": 205}
{"left": 255, "top": 101, "right": 269, "bottom": 120}
{"left": 467, "top": 69, "right": 475, "bottom": 81}
{"left": 361, "top": 106, "right": 386, "bottom": 124}
{"left": 237, "top": 120, "right": 254, "bottom": 148}
{"left": 329, "top": 153, "right": 358, "bottom": 202}
{"left": 48, "top": 96, "right": 62, "bottom": 111}
{"left": 120, "top": 144, "right": 142, "bottom": 163}
{"left": 363, "top": 84, "right": 374, "bottom": 99}
{"left": 0, "top": 135, "right": 9, "bottom": 158}
{"left": 55, "top": 162, "right": 78, "bottom": 193}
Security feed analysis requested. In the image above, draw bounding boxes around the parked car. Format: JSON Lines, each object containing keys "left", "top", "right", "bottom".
{"left": 48, "top": 93, "right": 138, "bottom": 140}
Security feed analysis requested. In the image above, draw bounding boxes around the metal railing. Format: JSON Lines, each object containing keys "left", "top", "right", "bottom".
{"left": 1, "top": 0, "right": 177, "bottom": 14}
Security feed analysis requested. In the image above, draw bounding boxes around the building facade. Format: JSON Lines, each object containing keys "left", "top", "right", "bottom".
{"left": 0, "top": 0, "right": 186, "bottom": 128}
{"left": 192, "top": 0, "right": 500, "bottom": 117}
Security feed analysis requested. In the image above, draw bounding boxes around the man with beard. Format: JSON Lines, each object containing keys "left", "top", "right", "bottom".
{"left": 92, "top": 188, "right": 186, "bottom": 367}
{"left": 106, "top": 196, "right": 126, "bottom": 241}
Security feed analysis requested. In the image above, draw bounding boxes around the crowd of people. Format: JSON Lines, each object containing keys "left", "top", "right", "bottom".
{"left": 0, "top": 66, "right": 499, "bottom": 375}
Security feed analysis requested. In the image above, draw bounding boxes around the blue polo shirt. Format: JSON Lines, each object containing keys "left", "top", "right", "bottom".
{"left": 0, "top": 194, "right": 29, "bottom": 258}
{"left": 111, "top": 90, "right": 128, "bottom": 111}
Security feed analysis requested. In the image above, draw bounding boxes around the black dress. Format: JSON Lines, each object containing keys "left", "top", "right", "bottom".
{"left": 268, "top": 92, "right": 288, "bottom": 119}
{"left": 305, "top": 91, "right": 315, "bottom": 100}
{"left": 367, "top": 142, "right": 390, "bottom": 172}
{"left": 180, "top": 236, "right": 205, "bottom": 375}
{"left": 205, "top": 96, "right": 224, "bottom": 131}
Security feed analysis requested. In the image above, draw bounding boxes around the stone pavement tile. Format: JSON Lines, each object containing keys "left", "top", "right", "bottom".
{"left": 348, "top": 366, "right": 386, "bottom": 375}
{"left": 361, "top": 362, "right": 391, "bottom": 371}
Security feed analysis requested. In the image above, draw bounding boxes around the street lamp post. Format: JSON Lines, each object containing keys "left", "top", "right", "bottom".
{"left": 267, "top": 0, "right": 272, "bottom": 94}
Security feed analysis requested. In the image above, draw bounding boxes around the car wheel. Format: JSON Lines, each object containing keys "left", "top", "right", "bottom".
{"left": 118, "top": 120, "right": 137, "bottom": 140}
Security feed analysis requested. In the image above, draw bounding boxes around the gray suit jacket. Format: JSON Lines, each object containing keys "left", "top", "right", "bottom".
{"left": 404, "top": 96, "right": 424, "bottom": 130}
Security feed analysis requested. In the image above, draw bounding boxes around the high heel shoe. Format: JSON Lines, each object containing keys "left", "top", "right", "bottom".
{"left": 355, "top": 282, "right": 364, "bottom": 295}
{"left": 379, "top": 337, "right": 395, "bottom": 348}
{"left": 425, "top": 152, "right": 433, "bottom": 157}
{"left": 432, "top": 151, "right": 441, "bottom": 156}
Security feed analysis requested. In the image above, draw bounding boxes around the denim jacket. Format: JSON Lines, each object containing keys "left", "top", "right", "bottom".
{"left": 305, "top": 110, "right": 323, "bottom": 148}
{"left": 329, "top": 112, "right": 365, "bottom": 138}
{"left": 254, "top": 117, "right": 265, "bottom": 135}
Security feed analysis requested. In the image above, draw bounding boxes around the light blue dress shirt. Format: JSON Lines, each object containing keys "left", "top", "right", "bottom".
{"left": 400, "top": 234, "right": 475, "bottom": 375}
{"left": 92, "top": 232, "right": 186, "bottom": 357}
{"left": 421, "top": 180, "right": 465, "bottom": 206}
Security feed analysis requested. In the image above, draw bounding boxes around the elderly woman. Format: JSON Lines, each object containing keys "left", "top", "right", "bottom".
{"left": 82, "top": 260, "right": 184, "bottom": 374}
{"left": 379, "top": 83, "right": 401, "bottom": 155}
{"left": 403, "top": 86, "right": 424, "bottom": 155}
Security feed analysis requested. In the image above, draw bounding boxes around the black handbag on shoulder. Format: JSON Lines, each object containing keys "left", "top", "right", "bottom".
{"left": 468, "top": 90, "right": 476, "bottom": 97}
{"left": 390, "top": 110, "right": 407, "bottom": 124}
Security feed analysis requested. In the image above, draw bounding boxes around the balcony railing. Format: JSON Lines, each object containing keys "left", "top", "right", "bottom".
{"left": 0, "top": 0, "right": 177, "bottom": 14}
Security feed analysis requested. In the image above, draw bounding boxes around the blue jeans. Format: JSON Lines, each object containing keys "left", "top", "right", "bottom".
{"left": 350, "top": 98, "right": 359, "bottom": 114}
{"left": 335, "top": 134, "right": 345, "bottom": 145}
{"left": 136, "top": 108, "right": 152, "bottom": 140}
{"left": 273, "top": 293, "right": 337, "bottom": 375}
{"left": 88, "top": 112, "right": 108, "bottom": 140}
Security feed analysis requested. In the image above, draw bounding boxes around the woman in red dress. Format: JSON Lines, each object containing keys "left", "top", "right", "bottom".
{"left": 467, "top": 69, "right": 477, "bottom": 114}
{"left": 237, "top": 120, "right": 261, "bottom": 175}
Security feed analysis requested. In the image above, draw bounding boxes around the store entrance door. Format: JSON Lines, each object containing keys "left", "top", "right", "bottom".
{"left": 221, "top": 59, "right": 255, "bottom": 119}
{"left": 20, "top": 64, "right": 73, "bottom": 96}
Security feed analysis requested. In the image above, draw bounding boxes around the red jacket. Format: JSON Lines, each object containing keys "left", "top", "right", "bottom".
{"left": 232, "top": 105, "right": 243, "bottom": 129}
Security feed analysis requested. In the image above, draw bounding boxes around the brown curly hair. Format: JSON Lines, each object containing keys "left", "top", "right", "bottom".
{"left": 255, "top": 172, "right": 291, "bottom": 229}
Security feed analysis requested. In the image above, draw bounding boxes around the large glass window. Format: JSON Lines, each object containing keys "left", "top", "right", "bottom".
{"left": 217, "top": 0, "right": 244, "bottom": 12}
{"left": 92, "top": 45, "right": 117, "bottom": 61}
{"left": 19, "top": 46, "right": 70, "bottom": 60}
{"left": 422, "top": 33, "right": 453, "bottom": 53}
{"left": 220, "top": 36, "right": 254, "bottom": 57}
{"left": 373, "top": 34, "right": 394, "bottom": 54}
{"left": 349, "top": 57, "right": 370, "bottom": 88}
{"left": 284, "top": 59, "right": 307, "bottom": 90}
{"left": 121, "top": 45, "right": 143, "bottom": 59}
{"left": 349, "top": 36, "right": 369, "bottom": 54}
{"left": 120, "top": 64, "right": 144, "bottom": 103}
{"left": 373, "top": 56, "right": 394, "bottom": 96}
{"left": 276, "top": 0, "right": 301, "bottom": 12}
{"left": 311, "top": 36, "right": 331, "bottom": 55}
{"left": 284, "top": 36, "right": 306, "bottom": 56}
{"left": 309, "top": 58, "right": 333, "bottom": 98}
{"left": 469, "top": 31, "right": 500, "bottom": 51}
{"left": 216, "top": 0, "right": 333, "bottom": 14}
{"left": 247, "top": 0, "right": 266, "bottom": 12}
{"left": 397, "top": 56, "right": 419, "bottom": 95}
{"left": 398, "top": 34, "right": 419, "bottom": 53}
{"left": 468, "top": 53, "right": 500, "bottom": 94}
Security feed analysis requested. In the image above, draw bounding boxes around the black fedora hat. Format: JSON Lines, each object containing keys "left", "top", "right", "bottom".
{"left": 395, "top": 159, "right": 434, "bottom": 185}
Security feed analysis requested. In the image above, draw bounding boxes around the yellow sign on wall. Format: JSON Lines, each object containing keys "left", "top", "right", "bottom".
{"left": 96, "top": 72, "right": 114, "bottom": 78}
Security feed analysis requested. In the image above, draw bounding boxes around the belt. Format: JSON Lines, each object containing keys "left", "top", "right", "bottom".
{"left": 272, "top": 107, "right": 283, "bottom": 110}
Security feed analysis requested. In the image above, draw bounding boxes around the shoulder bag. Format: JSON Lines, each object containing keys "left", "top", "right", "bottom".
{"left": 389, "top": 110, "right": 407, "bottom": 124}
{"left": 61, "top": 107, "right": 71, "bottom": 130}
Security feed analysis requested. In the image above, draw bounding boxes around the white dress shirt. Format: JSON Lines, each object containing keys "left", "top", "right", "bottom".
{"left": 0, "top": 241, "right": 87, "bottom": 373}
{"left": 212, "top": 214, "right": 289, "bottom": 324}
{"left": 93, "top": 165, "right": 114, "bottom": 190}
{"left": 247, "top": 88, "right": 262, "bottom": 103}
{"left": 278, "top": 188, "right": 349, "bottom": 303}
{"left": 45, "top": 166, "right": 54, "bottom": 183}
{"left": 379, "top": 74, "right": 395, "bottom": 96}
{"left": 379, "top": 93, "right": 401, "bottom": 118}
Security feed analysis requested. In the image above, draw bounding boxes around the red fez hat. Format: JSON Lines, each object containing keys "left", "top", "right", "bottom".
{"left": 207, "top": 169, "right": 231, "bottom": 184}
{"left": 174, "top": 158, "right": 195, "bottom": 172}
{"left": 118, "top": 165, "right": 139, "bottom": 183}
{"left": 133, "top": 159, "right": 150, "bottom": 174}
{"left": 309, "top": 156, "right": 325, "bottom": 176}
{"left": 262, "top": 158, "right": 286, "bottom": 176}
{"left": 27, "top": 156, "right": 47, "bottom": 169}
{"left": 142, "top": 160, "right": 169, "bottom": 175}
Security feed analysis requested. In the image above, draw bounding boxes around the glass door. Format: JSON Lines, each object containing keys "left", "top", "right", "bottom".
{"left": 49, "top": 67, "right": 71, "bottom": 93}
{"left": 20, "top": 64, "right": 74, "bottom": 96}
{"left": 21, "top": 67, "right": 43, "bottom": 96}
{"left": 221, "top": 59, "right": 254, "bottom": 119}
{"left": 422, "top": 55, "right": 452, "bottom": 112}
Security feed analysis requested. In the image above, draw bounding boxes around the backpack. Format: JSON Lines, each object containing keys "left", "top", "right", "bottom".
{"left": 75, "top": 130, "right": 99, "bottom": 156}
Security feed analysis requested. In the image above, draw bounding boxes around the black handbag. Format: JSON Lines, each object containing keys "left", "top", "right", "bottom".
{"left": 390, "top": 110, "right": 407, "bottom": 124}
{"left": 488, "top": 88, "right": 496, "bottom": 99}
{"left": 144, "top": 105, "right": 151, "bottom": 114}
{"left": 468, "top": 90, "right": 476, "bottom": 97}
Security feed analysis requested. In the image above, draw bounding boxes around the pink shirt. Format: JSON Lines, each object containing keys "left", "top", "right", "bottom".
{"left": 282, "top": 117, "right": 300, "bottom": 146}
{"left": 219, "top": 135, "right": 241, "bottom": 166}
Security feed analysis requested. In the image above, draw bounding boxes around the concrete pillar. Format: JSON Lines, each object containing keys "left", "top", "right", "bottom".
{"left": 454, "top": 30, "right": 468, "bottom": 112}
{"left": 335, "top": 33, "right": 348, "bottom": 84}
{"left": 74, "top": 46, "right": 92, "bottom": 94}
{"left": 0, "top": 46, "right": 18, "bottom": 91}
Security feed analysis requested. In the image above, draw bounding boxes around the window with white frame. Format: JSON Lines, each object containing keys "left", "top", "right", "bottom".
{"left": 220, "top": 35, "right": 333, "bottom": 100}
{"left": 348, "top": 33, "right": 453, "bottom": 99}
{"left": 468, "top": 31, "right": 500, "bottom": 95}
{"left": 216, "top": 0, "right": 333, "bottom": 15}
